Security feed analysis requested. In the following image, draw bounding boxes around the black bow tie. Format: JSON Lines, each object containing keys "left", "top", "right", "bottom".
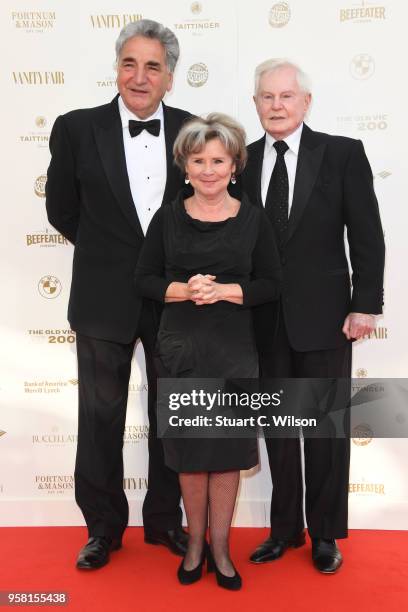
{"left": 128, "top": 119, "right": 161, "bottom": 138}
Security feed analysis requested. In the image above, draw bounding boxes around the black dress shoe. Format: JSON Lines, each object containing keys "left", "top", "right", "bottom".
{"left": 312, "top": 538, "right": 343, "bottom": 573}
{"left": 250, "top": 531, "right": 306, "bottom": 564}
{"left": 144, "top": 527, "right": 188, "bottom": 556}
{"left": 76, "top": 536, "right": 121, "bottom": 570}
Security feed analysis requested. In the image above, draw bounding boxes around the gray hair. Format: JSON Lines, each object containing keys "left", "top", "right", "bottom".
{"left": 254, "top": 59, "right": 312, "bottom": 96}
{"left": 115, "top": 19, "right": 180, "bottom": 72}
{"left": 173, "top": 113, "right": 247, "bottom": 175}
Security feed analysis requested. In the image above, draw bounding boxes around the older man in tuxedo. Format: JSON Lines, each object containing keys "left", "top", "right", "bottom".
{"left": 241, "top": 59, "right": 385, "bottom": 573}
{"left": 46, "top": 19, "right": 191, "bottom": 569}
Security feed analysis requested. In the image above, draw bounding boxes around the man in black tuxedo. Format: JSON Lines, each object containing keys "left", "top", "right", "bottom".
{"left": 242, "top": 60, "right": 385, "bottom": 572}
{"left": 46, "top": 19, "right": 191, "bottom": 569}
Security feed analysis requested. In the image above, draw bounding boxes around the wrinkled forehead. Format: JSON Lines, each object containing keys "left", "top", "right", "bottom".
{"left": 259, "top": 66, "right": 301, "bottom": 92}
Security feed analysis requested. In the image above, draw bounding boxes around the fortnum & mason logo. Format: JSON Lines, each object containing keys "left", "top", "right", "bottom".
{"left": 11, "top": 11, "right": 57, "bottom": 33}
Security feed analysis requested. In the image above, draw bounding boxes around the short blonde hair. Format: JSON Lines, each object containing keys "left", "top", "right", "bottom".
{"left": 173, "top": 113, "right": 247, "bottom": 174}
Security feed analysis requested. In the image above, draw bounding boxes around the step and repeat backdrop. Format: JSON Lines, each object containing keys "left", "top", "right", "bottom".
{"left": 1, "top": 0, "right": 407, "bottom": 528}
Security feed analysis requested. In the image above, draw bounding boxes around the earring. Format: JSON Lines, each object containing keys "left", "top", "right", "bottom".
{"left": 184, "top": 174, "right": 190, "bottom": 185}
{"left": 230, "top": 173, "right": 236, "bottom": 185}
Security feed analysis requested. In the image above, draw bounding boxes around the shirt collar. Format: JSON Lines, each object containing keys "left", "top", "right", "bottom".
{"left": 118, "top": 96, "right": 164, "bottom": 129}
{"left": 265, "top": 122, "right": 303, "bottom": 156}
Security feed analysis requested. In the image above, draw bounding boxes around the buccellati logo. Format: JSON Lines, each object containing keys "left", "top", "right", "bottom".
{"left": 352, "top": 423, "right": 373, "bottom": 446}
{"left": 350, "top": 54, "right": 375, "bottom": 80}
{"left": 269, "top": 2, "right": 291, "bottom": 28}
{"left": 191, "top": 1, "right": 202, "bottom": 14}
{"left": 38, "top": 275, "right": 62, "bottom": 299}
{"left": 34, "top": 174, "right": 47, "bottom": 197}
{"left": 187, "top": 63, "right": 209, "bottom": 87}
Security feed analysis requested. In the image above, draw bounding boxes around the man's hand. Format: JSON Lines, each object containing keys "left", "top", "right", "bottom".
{"left": 342, "top": 313, "right": 376, "bottom": 340}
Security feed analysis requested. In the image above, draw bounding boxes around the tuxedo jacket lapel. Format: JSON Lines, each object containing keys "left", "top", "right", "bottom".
{"left": 286, "top": 124, "right": 326, "bottom": 244}
{"left": 93, "top": 96, "right": 144, "bottom": 237}
{"left": 162, "top": 103, "right": 182, "bottom": 205}
{"left": 245, "top": 136, "right": 265, "bottom": 208}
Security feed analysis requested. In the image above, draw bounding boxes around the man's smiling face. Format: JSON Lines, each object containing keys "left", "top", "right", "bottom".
{"left": 116, "top": 36, "right": 173, "bottom": 119}
{"left": 254, "top": 65, "right": 311, "bottom": 139}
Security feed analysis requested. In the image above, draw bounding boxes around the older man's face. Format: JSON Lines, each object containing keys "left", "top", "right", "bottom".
{"left": 254, "top": 66, "right": 311, "bottom": 140}
{"left": 117, "top": 36, "right": 173, "bottom": 119}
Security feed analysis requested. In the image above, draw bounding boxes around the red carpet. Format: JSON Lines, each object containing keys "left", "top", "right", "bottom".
{"left": 1, "top": 527, "right": 407, "bottom": 611}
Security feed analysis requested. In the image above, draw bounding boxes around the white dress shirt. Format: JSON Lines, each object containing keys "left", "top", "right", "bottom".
{"left": 261, "top": 122, "right": 303, "bottom": 215}
{"left": 118, "top": 96, "right": 167, "bottom": 235}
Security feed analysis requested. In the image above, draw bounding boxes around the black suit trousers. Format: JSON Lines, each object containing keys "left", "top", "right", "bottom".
{"left": 261, "top": 305, "right": 351, "bottom": 540}
{"left": 74, "top": 300, "right": 182, "bottom": 539}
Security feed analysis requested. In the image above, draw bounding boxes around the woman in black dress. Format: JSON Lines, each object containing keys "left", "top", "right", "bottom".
{"left": 135, "top": 114, "right": 280, "bottom": 589}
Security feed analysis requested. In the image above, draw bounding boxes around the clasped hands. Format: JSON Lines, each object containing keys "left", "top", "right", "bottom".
{"left": 187, "top": 274, "right": 223, "bottom": 305}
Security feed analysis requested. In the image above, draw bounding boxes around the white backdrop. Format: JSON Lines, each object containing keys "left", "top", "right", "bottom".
{"left": 1, "top": 0, "right": 407, "bottom": 529}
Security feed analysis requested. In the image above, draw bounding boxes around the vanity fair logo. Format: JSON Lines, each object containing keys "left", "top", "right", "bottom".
{"left": 26, "top": 228, "right": 68, "bottom": 248}
{"left": 19, "top": 117, "right": 49, "bottom": 148}
{"left": 352, "top": 423, "right": 373, "bottom": 445}
{"left": 27, "top": 329, "right": 76, "bottom": 345}
{"left": 34, "top": 174, "right": 47, "bottom": 197}
{"left": 340, "top": 1, "right": 386, "bottom": 23}
{"left": 123, "top": 477, "right": 148, "bottom": 490}
{"left": 25, "top": 379, "right": 78, "bottom": 395}
{"left": 13, "top": 72, "right": 64, "bottom": 85}
{"left": 269, "top": 2, "right": 291, "bottom": 28}
{"left": 363, "top": 327, "right": 388, "bottom": 339}
{"left": 350, "top": 54, "right": 375, "bottom": 79}
{"left": 349, "top": 479, "right": 385, "bottom": 495}
{"left": 337, "top": 113, "right": 388, "bottom": 133}
{"left": 174, "top": 3, "right": 220, "bottom": 35}
{"left": 37, "top": 275, "right": 62, "bottom": 299}
{"left": 90, "top": 14, "right": 142, "bottom": 28}
{"left": 187, "top": 63, "right": 209, "bottom": 87}
{"left": 35, "top": 475, "right": 74, "bottom": 494}
{"left": 11, "top": 11, "right": 57, "bottom": 32}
